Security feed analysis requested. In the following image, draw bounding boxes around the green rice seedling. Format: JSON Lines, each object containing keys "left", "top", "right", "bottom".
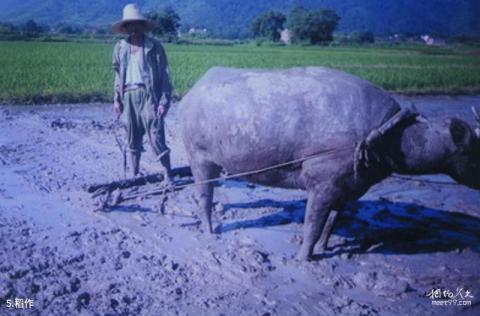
{"left": 0, "top": 41, "right": 478, "bottom": 104}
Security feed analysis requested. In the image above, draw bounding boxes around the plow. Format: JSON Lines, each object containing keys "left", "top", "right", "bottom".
{"left": 85, "top": 167, "right": 193, "bottom": 212}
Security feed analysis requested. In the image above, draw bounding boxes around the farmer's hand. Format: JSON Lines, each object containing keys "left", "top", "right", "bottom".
{"left": 114, "top": 100, "right": 123, "bottom": 114}
{"left": 157, "top": 103, "right": 169, "bottom": 117}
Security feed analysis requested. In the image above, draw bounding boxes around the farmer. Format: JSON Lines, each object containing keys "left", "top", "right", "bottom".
{"left": 112, "top": 3, "right": 173, "bottom": 179}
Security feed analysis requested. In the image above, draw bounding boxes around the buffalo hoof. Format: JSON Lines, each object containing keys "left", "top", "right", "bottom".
{"left": 201, "top": 223, "right": 214, "bottom": 234}
{"left": 295, "top": 250, "right": 312, "bottom": 261}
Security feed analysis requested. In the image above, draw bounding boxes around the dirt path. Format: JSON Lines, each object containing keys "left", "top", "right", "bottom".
{"left": 1, "top": 96, "right": 480, "bottom": 315}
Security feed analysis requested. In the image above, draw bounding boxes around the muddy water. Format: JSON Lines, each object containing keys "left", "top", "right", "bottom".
{"left": 1, "top": 95, "right": 480, "bottom": 315}
{"left": 395, "top": 94, "right": 480, "bottom": 122}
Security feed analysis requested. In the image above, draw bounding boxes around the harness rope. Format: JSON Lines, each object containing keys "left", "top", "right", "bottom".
{"left": 167, "top": 145, "right": 353, "bottom": 189}
{"left": 115, "top": 152, "right": 463, "bottom": 208}
{"left": 105, "top": 144, "right": 356, "bottom": 206}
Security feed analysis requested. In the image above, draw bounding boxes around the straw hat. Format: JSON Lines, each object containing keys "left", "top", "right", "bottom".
{"left": 112, "top": 4, "right": 156, "bottom": 34}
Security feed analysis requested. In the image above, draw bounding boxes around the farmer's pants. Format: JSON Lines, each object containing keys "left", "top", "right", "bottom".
{"left": 122, "top": 87, "right": 169, "bottom": 158}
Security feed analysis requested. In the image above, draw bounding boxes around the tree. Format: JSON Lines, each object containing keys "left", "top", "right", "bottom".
{"left": 54, "top": 23, "right": 82, "bottom": 34}
{"left": 350, "top": 31, "right": 375, "bottom": 44}
{"left": 287, "top": 7, "right": 340, "bottom": 45}
{"left": 146, "top": 7, "right": 181, "bottom": 42}
{"left": 0, "top": 22, "right": 16, "bottom": 34}
{"left": 251, "top": 11, "right": 286, "bottom": 42}
{"left": 22, "top": 20, "right": 42, "bottom": 37}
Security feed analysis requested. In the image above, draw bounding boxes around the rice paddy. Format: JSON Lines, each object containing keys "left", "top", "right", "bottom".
{"left": 0, "top": 41, "right": 479, "bottom": 104}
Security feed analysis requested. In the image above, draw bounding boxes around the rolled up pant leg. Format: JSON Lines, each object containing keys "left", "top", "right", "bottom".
{"left": 123, "top": 89, "right": 146, "bottom": 175}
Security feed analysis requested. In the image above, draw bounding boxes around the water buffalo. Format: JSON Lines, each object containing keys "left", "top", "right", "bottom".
{"left": 179, "top": 66, "right": 480, "bottom": 260}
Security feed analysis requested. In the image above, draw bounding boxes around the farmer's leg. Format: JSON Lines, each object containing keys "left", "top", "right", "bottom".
{"left": 122, "top": 89, "right": 146, "bottom": 176}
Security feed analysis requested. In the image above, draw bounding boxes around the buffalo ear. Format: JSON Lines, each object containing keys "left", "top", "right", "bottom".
{"left": 450, "top": 118, "right": 474, "bottom": 149}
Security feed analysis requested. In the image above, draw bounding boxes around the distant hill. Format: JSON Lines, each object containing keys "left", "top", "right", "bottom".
{"left": 0, "top": 0, "right": 478, "bottom": 38}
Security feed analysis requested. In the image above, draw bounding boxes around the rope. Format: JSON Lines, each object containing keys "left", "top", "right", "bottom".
{"left": 126, "top": 148, "right": 465, "bottom": 202}
{"left": 99, "top": 144, "right": 465, "bottom": 208}
{"left": 115, "top": 144, "right": 356, "bottom": 203}
{"left": 174, "top": 144, "right": 354, "bottom": 189}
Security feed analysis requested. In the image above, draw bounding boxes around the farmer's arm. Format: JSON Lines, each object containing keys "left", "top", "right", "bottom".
{"left": 156, "top": 42, "right": 173, "bottom": 115}
{"left": 112, "top": 42, "right": 123, "bottom": 114}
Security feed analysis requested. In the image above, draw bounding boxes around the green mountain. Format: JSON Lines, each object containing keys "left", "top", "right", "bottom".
{"left": 0, "top": 0, "right": 478, "bottom": 38}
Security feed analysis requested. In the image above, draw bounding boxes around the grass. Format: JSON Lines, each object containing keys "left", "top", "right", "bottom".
{"left": 0, "top": 41, "right": 479, "bottom": 104}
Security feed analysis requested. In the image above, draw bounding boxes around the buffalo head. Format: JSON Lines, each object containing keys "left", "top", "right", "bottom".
{"left": 447, "top": 107, "right": 480, "bottom": 189}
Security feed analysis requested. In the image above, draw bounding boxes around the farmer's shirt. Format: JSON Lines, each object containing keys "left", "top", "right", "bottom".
{"left": 112, "top": 36, "right": 172, "bottom": 107}
{"left": 125, "top": 46, "right": 149, "bottom": 87}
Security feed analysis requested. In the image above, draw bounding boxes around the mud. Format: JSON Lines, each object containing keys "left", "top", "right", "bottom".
{"left": 1, "top": 95, "right": 480, "bottom": 315}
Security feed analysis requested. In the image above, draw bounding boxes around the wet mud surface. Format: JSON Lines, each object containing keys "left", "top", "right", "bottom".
{"left": 1, "top": 95, "right": 480, "bottom": 315}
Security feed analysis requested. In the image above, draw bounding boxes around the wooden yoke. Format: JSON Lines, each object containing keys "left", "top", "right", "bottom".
{"left": 354, "top": 104, "right": 420, "bottom": 179}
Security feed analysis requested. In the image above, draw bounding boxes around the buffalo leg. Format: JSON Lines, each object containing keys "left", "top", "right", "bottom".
{"left": 191, "top": 161, "right": 220, "bottom": 234}
{"left": 297, "top": 189, "right": 335, "bottom": 260}
{"left": 318, "top": 210, "right": 338, "bottom": 251}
